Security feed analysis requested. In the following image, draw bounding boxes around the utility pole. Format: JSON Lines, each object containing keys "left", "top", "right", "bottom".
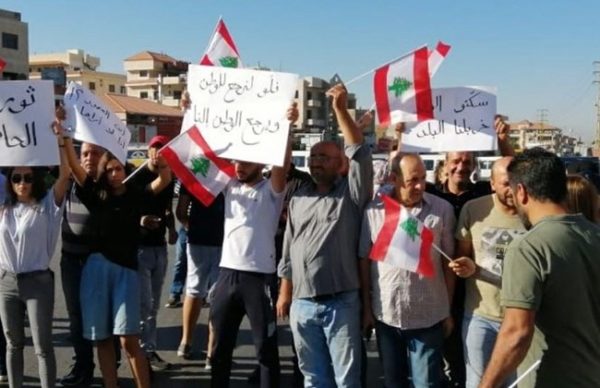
{"left": 593, "top": 61, "right": 600, "bottom": 148}
{"left": 536, "top": 108, "right": 548, "bottom": 146}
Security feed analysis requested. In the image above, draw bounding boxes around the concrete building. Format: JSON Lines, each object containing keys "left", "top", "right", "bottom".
{"left": 508, "top": 119, "right": 588, "bottom": 155}
{"left": 0, "top": 8, "right": 28, "bottom": 80}
{"left": 123, "top": 51, "right": 188, "bottom": 108}
{"left": 29, "top": 49, "right": 126, "bottom": 95}
{"left": 292, "top": 74, "right": 374, "bottom": 149}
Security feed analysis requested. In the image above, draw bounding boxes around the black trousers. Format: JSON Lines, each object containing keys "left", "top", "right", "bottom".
{"left": 210, "top": 268, "right": 280, "bottom": 388}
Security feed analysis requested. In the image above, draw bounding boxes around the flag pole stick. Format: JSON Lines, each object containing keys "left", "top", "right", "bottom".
{"left": 344, "top": 44, "right": 427, "bottom": 87}
{"left": 431, "top": 242, "right": 453, "bottom": 262}
{"left": 507, "top": 360, "right": 541, "bottom": 388}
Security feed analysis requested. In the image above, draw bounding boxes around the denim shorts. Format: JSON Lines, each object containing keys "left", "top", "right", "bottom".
{"left": 80, "top": 253, "right": 140, "bottom": 340}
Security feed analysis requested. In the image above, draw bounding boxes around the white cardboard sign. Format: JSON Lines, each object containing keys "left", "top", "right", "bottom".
{"left": 186, "top": 64, "right": 299, "bottom": 166}
{"left": 0, "top": 80, "right": 59, "bottom": 166}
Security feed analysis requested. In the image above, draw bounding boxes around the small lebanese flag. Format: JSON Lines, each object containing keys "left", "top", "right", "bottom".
{"left": 428, "top": 41, "right": 451, "bottom": 77}
{"left": 160, "top": 125, "right": 235, "bottom": 206}
{"left": 369, "top": 195, "right": 435, "bottom": 277}
{"left": 0, "top": 57, "right": 6, "bottom": 72}
{"left": 199, "top": 18, "right": 243, "bottom": 68}
{"left": 374, "top": 46, "right": 433, "bottom": 125}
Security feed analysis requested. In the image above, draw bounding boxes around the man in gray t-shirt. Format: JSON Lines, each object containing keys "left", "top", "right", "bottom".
{"left": 277, "top": 84, "right": 373, "bottom": 388}
{"left": 480, "top": 148, "right": 600, "bottom": 388}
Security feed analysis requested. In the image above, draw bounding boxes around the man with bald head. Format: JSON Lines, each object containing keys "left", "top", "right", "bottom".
{"left": 423, "top": 117, "right": 514, "bottom": 387}
{"left": 448, "top": 157, "right": 527, "bottom": 387}
{"left": 277, "top": 84, "right": 373, "bottom": 387}
{"left": 359, "top": 153, "right": 456, "bottom": 387}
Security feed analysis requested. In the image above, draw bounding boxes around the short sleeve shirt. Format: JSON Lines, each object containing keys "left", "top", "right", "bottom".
{"left": 501, "top": 214, "right": 600, "bottom": 387}
{"left": 456, "top": 195, "right": 526, "bottom": 321}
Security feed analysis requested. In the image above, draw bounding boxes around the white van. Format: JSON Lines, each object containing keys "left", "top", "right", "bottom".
{"left": 476, "top": 156, "right": 501, "bottom": 181}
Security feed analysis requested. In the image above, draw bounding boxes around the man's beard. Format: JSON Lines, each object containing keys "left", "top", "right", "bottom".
{"left": 515, "top": 202, "right": 532, "bottom": 230}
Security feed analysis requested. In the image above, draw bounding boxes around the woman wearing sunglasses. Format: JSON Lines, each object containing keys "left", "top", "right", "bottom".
{"left": 0, "top": 119, "right": 70, "bottom": 388}
{"left": 62, "top": 124, "right": 171, "bottom": 388}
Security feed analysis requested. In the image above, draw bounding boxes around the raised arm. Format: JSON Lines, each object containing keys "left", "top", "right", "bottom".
{"left": 148, "top": 154, "right": 172, "bottom": 195}
{"left": 326, "top": 84, "right": 363, "bottom": 145}
{"left": 50, "top": 119, "right": 71, "bottom": 205}
{"left": 55, "top": 106, "right": 87, "bottom": 186}
{"left": 270, "top": 103, "right": 298, "bottom": 193}
{"left": 495, "top": 115, "right": 514, "bottom": 157}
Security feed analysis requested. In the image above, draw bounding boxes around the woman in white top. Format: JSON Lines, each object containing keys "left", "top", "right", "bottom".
{"left": 0, "top": 119, "right": 70, "bottom": 388}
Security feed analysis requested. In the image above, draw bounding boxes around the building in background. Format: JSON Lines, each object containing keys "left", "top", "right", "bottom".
{"left": 292, "top": 74, "right": 374, "bottom": 149}
{"left": 509, "top": 119, "right": 588, "bottom": 155}
{"left": 124, "top": 51, "right": 188, "bottom": 108}
{"left": 0, "top": 8, "right": 28, "bottom": 80}
{"left": 99, "top": 93, "right": 183, "bottom": 143}
{"left": 29, "top": 49, "right": 127, "bottom": 97}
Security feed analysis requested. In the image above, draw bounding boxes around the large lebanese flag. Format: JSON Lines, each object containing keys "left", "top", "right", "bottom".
{"left": 428, "top": 41, "right": 451, "bottom": 77}
{"left": 374, "top": 46, "right": 433, "bottom": 125}
{"left": 199, "top": 18, "right": 243, "bottom": 68}
{"left": 369, "top": 195, "right": 435, "bottom": 277}
{"left": 160, "top": 125, "right": 235, "bottom": 206}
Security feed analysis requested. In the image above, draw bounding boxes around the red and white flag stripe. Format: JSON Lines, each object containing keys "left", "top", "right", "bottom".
{"left": 369, "top": 195, "right": 435, "bottom": 277}
{"left": 199, "top": 18, "right": 242, "bottom": 67}
{"left": 428, "top": 41, "right": 451, "bottom": 77}
{"left": 374, "top": 46, "right": 433, "bottom": 125}
{"left": 160, "top": 126, "right": 235, "bottom": 206}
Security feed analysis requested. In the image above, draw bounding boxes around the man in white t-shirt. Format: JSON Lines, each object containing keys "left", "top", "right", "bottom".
{"left": 209, "top": 105, "right": 297, "bottom": 388}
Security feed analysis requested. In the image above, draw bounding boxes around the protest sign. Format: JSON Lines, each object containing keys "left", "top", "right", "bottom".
{"left": 63, "top": 81, "right": 131, "bottom": 163}
{"left": 402, "top": 86, "right": 497, "bottom": 152}
{"left": 0, "top": 80, "right": 59, "bottom": 166}
{"left": 187, "top": 64, "right": 299, "bottom": 166}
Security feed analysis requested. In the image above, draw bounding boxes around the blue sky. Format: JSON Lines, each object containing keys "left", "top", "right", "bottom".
{"left": 5, "top": 0, "right": 600, "bottom": 142}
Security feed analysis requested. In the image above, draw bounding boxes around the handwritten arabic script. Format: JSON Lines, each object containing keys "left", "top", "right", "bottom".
{"left": 0, "top": 80, "right": 59, "bottom": 166}
{"left": 402, "top": 86, "right": 498, "bottom": 153}
{"left": 63, "top": 82, "right": 131, "bottom": 163}
{"left": 187, "top": 65, "right": 298, "bottom": 166}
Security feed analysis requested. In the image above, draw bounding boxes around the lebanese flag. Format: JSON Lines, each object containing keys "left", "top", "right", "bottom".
{"left": 428, "top": 41, "right": 451, "bottom": 77}
{"left": 199, "top": 18, "right": 243, "bottom": 68}
{"left": 374, "top": 46, "right": 433, "bottom": 125}
{"left": 160, "top": 125, "right": 235, "bottom": 206}
{"left": 0, "top": 57, "right": 6, "bottom": 72}
{"left": 369, "top": 195, "right": 435, "bottom": 277}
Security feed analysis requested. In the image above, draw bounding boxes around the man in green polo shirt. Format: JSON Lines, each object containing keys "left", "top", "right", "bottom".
{"left": 480, "top": 148, "right": 600, "bottom": 387}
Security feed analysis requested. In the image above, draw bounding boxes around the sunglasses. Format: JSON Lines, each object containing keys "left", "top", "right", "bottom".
{"left": 11, "top": 173, "right": 34, "bottom": 184}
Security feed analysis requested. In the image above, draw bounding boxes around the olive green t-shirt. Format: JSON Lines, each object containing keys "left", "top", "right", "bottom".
{"left": 502, "top": 214, "right": 600, "bottom": 387}
{"left": 456, "top": 194, "right": 526, "bottom": 321}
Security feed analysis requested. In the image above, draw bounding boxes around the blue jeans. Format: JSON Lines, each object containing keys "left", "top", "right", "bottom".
{"left": 375, "top": 320, "right": 444, "bottom": 388}
{"left": 169, "top": 228, "right": 188, "bottom": 298}
{"left": 290, "top": 290, "right": 361, "bottom": 388}
{"left": 138, "top": 245, "right": 168, "bottom": 353}
{"left": 60, "top": 254, "right": 94, "bottom": 370}
{"left": 462, "top": 314, "right": 515, "bottom": 388}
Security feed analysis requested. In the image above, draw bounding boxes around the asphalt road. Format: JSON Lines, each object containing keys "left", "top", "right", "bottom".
{"left": 18, "top": 240, "right": 383, "bottom": 387}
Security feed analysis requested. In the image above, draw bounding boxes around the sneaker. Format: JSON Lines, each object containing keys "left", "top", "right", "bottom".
{"left": 148, "top": 352, "right": 171, "bottom": 371}
{"left": 204, "top": 357, "right": 212, "bottom": 371}
{"left": 177, "top": 343, "right": 192, "bottom": 359}
{"left": 165, "top": 295, "right": 182, "bottom": 308}
{"left": 60, "top": 364, "right": 94, "bottom": 387}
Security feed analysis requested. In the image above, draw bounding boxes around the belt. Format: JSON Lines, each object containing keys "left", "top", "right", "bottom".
{"left": 0, "top": 268, "right": 52, "bottom": 280}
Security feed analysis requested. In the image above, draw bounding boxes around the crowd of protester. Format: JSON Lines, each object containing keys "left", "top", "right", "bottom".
{"left": 0, "top": 84, "right": 599, "bottom": 388}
